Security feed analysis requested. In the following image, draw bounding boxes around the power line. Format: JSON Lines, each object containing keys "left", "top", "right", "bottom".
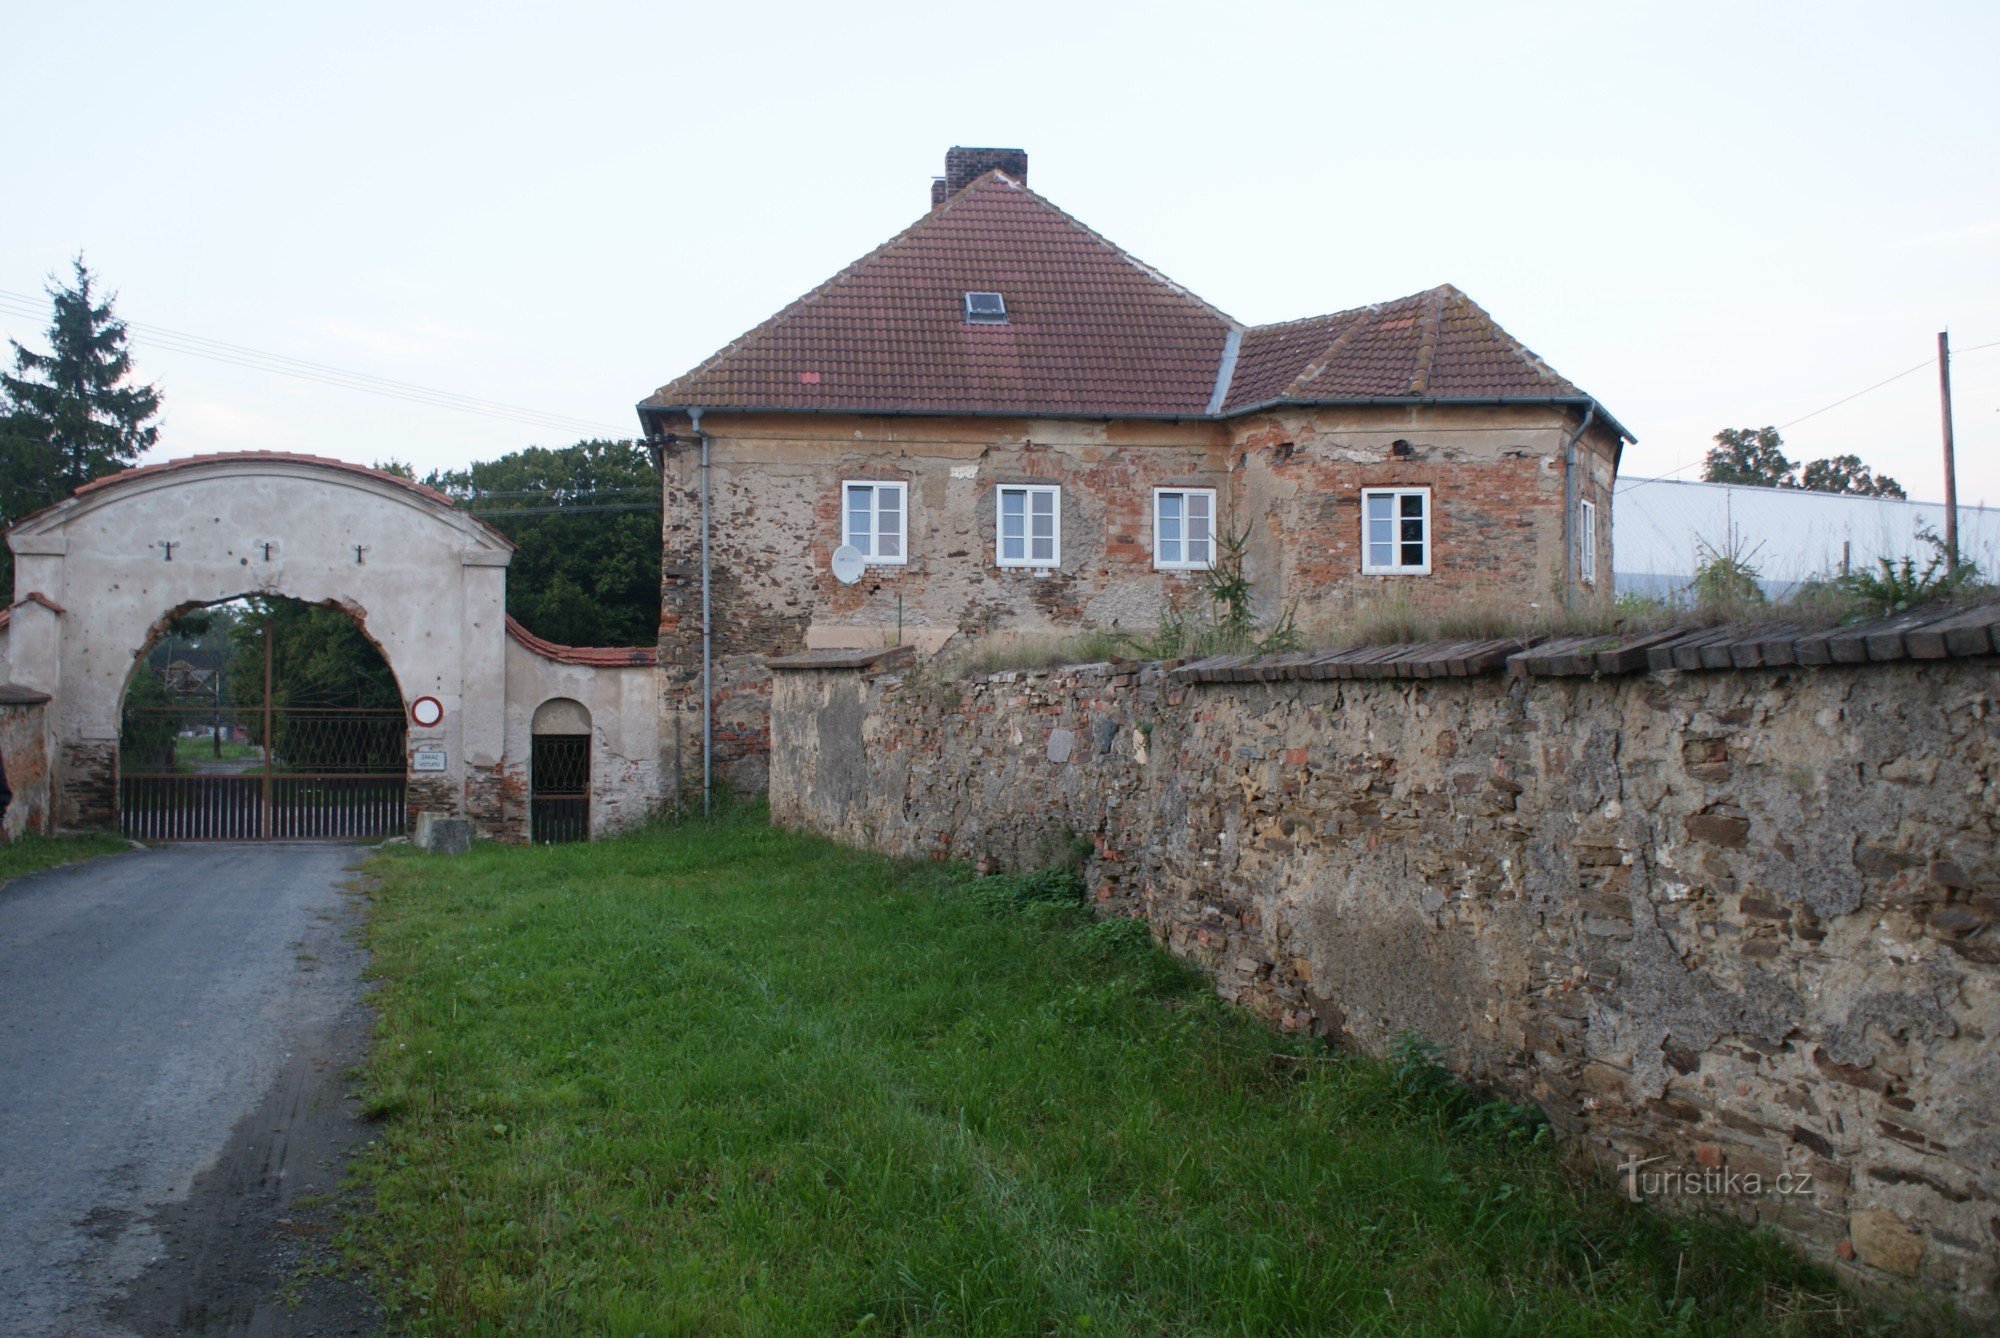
{"left": 1617, "top": 338, "right": 1999, "bottom": 495}
{"left": 0, "top": 288, "right": 627, "bottom": 437}
{"left": 464, "top": 502, "right": 660, "bottom": 518}
{"left": 1774, "top": 358, "right": 1931, "bottom": 432}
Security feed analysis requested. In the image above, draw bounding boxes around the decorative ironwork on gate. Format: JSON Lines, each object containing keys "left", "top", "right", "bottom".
{"left": 118, "top": 611, "right": 407, "bottom": 841}
{"left": 531, "top": 734, "right": 590, "bottom": 844}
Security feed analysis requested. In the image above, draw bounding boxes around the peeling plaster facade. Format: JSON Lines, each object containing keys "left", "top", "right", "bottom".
{"left": 653, "top": 405, "right": 1620, "bottom": 795}
{"left": 1, "top": 454, "right": 667, "bottom": 839}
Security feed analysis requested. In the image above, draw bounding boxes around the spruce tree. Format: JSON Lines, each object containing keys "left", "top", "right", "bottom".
{"left": 0, "top": 256, "right": 161, "bottom": 595}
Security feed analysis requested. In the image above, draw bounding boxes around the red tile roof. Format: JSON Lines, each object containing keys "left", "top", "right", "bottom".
{"left": 506, "top": 616, "right": 657, "bottom": 667}
{"left": 642, "top": 173, "right": 1630, "bottom": 440}
{"left": 645, "top": 171, "right": 1238, "bottom": 419}
{"left": 1222, "top": 285, "right": 1595, "bottom": 411}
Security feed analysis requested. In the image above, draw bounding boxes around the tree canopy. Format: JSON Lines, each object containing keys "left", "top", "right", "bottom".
{"left": 380, "top": 439, "right": 661, "bottom": 647}
{"left": 1, "top": 257, "right": 162, "bottom": 596}
{"left": 1701, "top": 426, "right": 1905, "bottom": 498}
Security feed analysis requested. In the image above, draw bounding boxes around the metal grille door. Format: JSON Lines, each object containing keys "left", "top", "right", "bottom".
{"left": 118, "top": 617, "right": 407, "bottom": 841}
{"left": 531, "top": 734, "right": 590, "bottom": 844}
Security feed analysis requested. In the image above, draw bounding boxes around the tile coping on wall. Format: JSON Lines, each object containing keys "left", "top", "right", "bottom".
{"left": 763, "top": 599, "right": 2000, "bottom": 684}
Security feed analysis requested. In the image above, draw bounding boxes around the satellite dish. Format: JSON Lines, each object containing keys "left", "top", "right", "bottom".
{"left": 831, "top": 544, "right": 866, "bottom": 585}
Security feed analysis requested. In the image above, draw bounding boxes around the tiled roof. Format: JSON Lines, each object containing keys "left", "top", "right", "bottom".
{"left": 506, "top": 616, "right": 657, "bottom": 667}
{"left": 644, "top": 171, "right": 1238, "bottom": 418}
{"left": 642, "top": 175, "right": 1630, "bottom": 439}
{"left": 1222, "top": 285, "right": 1592, "bottom": 411}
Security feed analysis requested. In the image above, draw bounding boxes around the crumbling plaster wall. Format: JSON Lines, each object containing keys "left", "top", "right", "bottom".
{"left": 5, "top": 460, "right": 513, "bottom": 830}
{"left": 502, "top": 639, "right": 665, "bottom": 838}
{"left": 659, "top": 405, "right": 1614, "bottom": 795}
{"left": 1231, "top": 405, "right": 1619, "bottom": 623}
{"left": 770, "top": 656, "right": 2000, "bottom": 1303}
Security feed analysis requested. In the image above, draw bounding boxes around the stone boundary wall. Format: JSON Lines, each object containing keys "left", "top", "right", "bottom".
{"left": 769, "top": 645, "right": 2000, "bottom": 1307}
{"left": 0, "top": 689, "right": 51, "bottom": 838}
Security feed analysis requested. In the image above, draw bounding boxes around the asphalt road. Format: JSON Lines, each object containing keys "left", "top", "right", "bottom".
{"left": 0, "top": 843, "right": 375, "bottom": 1336}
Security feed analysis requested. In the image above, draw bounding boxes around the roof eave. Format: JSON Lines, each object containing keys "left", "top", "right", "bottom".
{"left": 640, "top": 395, "right": 1635, "bottom": 445}
{"left": 1221, "top": 394, "right": 1635, "bottom": 446}
{"left": 636, "top": 400, "right": 1219, "bottom": 425}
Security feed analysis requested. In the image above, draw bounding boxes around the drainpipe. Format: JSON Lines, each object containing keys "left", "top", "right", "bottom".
{"left": 1560, "top": 401, "right": 1598, "bottom": 604}
{"left": 690, "top": 407, "right": 712, "bottom": 816}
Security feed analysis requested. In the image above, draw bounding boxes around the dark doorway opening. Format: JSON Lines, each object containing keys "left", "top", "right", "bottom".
{"left": 118, "top": 598, "right": 407, "bottom": 841}
{"left": 531, "top": 735, "right": 590, "bottom": 844}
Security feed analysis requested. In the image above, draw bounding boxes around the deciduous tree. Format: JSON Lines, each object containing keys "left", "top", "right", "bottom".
{"left": 1703, "top": 427, "right": 1907, "bottom": 498}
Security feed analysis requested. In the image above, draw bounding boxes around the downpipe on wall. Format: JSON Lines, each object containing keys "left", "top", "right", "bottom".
{"left": 1560, "top": 400, "right": 1598, "bottom": 608}
{"left": 691, "top": 407, "right": 712, "bottom": 817}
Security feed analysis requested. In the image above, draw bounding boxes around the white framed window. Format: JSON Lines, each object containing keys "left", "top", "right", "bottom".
{"left": 1577, "top": 498, "right": 1597, "bottom": 585}
{"left": 1153, "top": 487, "right": 1216, "bottom": 570}
{"left": 996, "top": 484, "right": 1060, "bottom": 567}
{"left": 841, "top": 481, "right": 907, "bottom": 564}
{"left": 1361, "top": 487, "right": 1431, "bottom": 575}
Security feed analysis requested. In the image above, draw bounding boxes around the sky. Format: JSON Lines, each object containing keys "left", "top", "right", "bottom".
{"left": 4, "top": 1, "right": 1996, "bottom": 505}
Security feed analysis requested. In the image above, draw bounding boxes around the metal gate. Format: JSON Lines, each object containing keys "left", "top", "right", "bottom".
{"left": 531, "top": 734, "right": 590, "bottom": 843}
{"left": 118, "top": 617, "right": 407, "bottom": 841}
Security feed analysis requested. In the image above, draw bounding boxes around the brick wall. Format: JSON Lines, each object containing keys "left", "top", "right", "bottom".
{"left": 769, "top": 650, "right": 2000, "bottom": 1307}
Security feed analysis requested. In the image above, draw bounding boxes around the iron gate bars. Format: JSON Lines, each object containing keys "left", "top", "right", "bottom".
{"left": 118, "top": 618, "right": 408, "bottom": 841}
{"left": 531, "top": 734, "right": 590, "bottom": 844}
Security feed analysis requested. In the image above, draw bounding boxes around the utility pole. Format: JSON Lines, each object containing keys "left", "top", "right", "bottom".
{"left": 1939, "top": 331, "right": 1959, "bottom": 576}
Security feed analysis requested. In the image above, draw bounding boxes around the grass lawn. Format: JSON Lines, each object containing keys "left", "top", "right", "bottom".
{"left": 0, "top": 831, "right": 130, "bottom": 886}
{"left": 353, "top": 810, "right": 1878, "bottom": 1335}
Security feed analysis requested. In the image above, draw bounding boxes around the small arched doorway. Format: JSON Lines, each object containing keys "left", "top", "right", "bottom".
{"left": 530, "top": 698, "right": 591, "bottom": 843}
{"left": 118, "top": 596, "right": 407, "bottom": 840}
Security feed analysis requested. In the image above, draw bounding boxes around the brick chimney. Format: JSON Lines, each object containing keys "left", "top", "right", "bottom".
{"left": 933, "top": 146, "right": 1027, "bottom": 205}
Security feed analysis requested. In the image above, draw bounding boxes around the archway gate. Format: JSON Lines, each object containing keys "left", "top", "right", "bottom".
{"left": 118, "top": 606, "right": 407, "bottom": 841}
{"left": 2, "top": 451, "right": 668, "bottom": 842}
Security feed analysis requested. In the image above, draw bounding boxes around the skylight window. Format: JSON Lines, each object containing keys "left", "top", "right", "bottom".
{"left": 963, "top": 291, "right": 1008, "bottom": 324}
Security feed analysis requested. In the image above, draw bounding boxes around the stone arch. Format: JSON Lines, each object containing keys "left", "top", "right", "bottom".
{"left": 5, "top": 453, "right": 515, "bottom": 829}
{"left": 531, "top": 697, "right": 591, "bottom": 734}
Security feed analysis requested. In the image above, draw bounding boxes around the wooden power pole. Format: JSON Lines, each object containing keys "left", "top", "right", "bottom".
{"left": 1939, "top": 331, "right": 1959, "bottom": 576}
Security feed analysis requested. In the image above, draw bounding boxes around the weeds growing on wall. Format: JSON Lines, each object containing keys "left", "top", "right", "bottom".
{"left": 1826, "top": 526, "right": 1986, "bottom": 617}
{"left": 1125, "top": 519, "right": 1299, "bottom": 660}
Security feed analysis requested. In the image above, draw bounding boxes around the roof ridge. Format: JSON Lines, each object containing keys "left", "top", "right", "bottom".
{"left": 1407, "top": 286, "right": 1449, "bottom": 395}
{"left": 642, "top": 184, "right": 995, "bottom": 408}
{"left": 1281, "top": 300, "right": 1388, "bottom": 397}
{"left": 642, "top": 170, "right": 1240, "bottom": 414}
{"left": 1433, "top": 284, "right": 1580, "bottom": 394}
{"left": 991, "top": 172, "right": 1243, "bottom": 331}
{"left": 1245, "top": 297, "right": 1384, "bottom": 335}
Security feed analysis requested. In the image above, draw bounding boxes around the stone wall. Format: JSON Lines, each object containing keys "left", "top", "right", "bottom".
{"left": 770, "top": 651, "right": 2000, "bottom": 1306}
{"left": 0, "top": 692, "right": 51, "bottom": 837}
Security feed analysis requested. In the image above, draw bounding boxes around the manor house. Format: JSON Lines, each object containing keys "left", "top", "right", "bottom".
{"left": 636, "top": 147, "right": 1633, "bottom": 793}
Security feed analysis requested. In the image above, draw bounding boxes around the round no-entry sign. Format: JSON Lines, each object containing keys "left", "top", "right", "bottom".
{"left": 409, "top": 696, "right": 445, "bottom": 728}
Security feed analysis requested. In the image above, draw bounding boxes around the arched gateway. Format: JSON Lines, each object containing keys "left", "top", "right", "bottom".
{"left": 0, "top": 453, "right": 665, "bottom": 841}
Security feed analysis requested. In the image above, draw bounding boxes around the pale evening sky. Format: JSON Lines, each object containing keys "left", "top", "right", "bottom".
{"left": 4, "top": 2, "right": 1996, "bottom": 505}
